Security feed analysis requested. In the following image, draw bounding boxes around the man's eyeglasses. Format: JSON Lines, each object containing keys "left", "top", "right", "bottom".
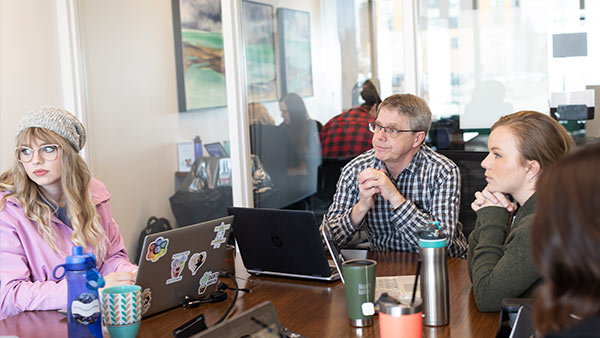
{"left": 15, "top": 144, "right": 61, "bottom": 163}
{"left": 368, "top": 122, "right": 422, "bottom": 138}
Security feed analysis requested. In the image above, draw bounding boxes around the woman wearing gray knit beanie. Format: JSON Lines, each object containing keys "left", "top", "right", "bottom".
{"left": 0, "top": 106, "right": 137, "bottom": 319}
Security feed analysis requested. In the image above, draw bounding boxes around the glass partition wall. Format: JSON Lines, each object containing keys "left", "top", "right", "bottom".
{"left": 271, "top": 0, "right": 597, "bottom": 214}
{"left": 242, "top": 0, "right": 385, "bottom": 221}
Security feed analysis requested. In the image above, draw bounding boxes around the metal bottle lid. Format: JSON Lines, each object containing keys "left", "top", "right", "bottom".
{"left": 377, "top": 294, "right": 423, "bottom": 316}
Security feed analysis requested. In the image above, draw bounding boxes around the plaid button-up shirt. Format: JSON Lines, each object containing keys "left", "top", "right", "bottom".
{"left": 320, "top": 106, "right": 375, "bottom": 158}
{"left": 322, "top": 145, "right": 467, "bottom": 258}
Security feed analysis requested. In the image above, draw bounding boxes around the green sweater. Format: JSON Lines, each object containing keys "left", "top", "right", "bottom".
{"left": 467, "top": 194, "right": 542, "bottom": 312}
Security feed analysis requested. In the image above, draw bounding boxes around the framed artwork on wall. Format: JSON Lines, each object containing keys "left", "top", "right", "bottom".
{"left": 242, "top": 1, "right": 277, "bottom": 102}
{"left": 277, "top": 8, "right": 314, "bottom": 98}
{"left": 172, "top": 0, "right": 227, "bottom": 112}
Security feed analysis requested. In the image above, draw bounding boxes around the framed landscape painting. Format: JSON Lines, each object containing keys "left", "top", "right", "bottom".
{"left": 277, "top": 8, "right": 313, "bottom": 97}
{"left": 242, "top": 1, "right": 277, "bottom": 102}
{"left": 172, "top": 0, "right": 227, "bottom": 111}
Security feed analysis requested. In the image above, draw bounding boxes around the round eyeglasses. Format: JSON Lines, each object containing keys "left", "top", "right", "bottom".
{"left": 15, "top": 144, "right": 61, "bottom": 163}
{"left": 368, "top": 122, "right": 422, "bottom": 138}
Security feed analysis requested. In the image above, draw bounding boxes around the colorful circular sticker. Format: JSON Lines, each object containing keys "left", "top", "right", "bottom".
{"left": 146, "top": 237, "right": 169, "bottom": 262}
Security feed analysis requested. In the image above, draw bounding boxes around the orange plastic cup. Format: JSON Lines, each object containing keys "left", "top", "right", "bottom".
{"left": 378, "top": 296, "right": 422, "bottom": 338}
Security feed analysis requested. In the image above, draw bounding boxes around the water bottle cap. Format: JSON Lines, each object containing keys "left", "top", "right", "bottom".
{"left": 72, "top": 246, "right": 83, "bottom": 255}
{"left": 417, "top": 221, "right": 447, "bottom": 247}
{"left": 63, "top": 246, "right": 88, "bottom": 270}
{"left": 419, "top": 237, "right": 448, "bottom": 248}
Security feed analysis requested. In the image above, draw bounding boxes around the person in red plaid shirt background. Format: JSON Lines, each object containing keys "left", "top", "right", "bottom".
{"left": 320, "top": 79, "right": 382, "bottom": 158}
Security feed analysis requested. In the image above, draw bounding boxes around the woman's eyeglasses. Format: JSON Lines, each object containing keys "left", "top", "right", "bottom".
{"left": 15, "top": 144, "right": 61, "bottom": 163}
{"left": 368, "top": 122, "right": 422, "bottom": 138}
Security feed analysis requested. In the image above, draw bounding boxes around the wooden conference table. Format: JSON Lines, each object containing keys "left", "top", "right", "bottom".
{"left": 0, "top": 251, "right": 499, "bottom": 337}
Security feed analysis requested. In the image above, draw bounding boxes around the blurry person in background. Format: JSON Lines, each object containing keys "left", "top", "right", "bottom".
{"left": 468, "top": 111, "right": 574, "bottom": 312}
{"left": 531, "top": 143, "right": 600, "bottom": 337}
{"left": 320, "top": 79, "right": 382, "bottom": 159}
{"left": 279, "top": 94, "right": 322, "bottom": 206}
{"left": 248, "top": 102, "right": 299, "bottom": 205}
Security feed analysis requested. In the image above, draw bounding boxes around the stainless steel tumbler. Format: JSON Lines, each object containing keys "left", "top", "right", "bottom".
{"left": 419, "top": 228, "right": 449, "bottom": 326}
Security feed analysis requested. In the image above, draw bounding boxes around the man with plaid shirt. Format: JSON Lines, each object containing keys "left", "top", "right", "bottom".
{"left": 320, "top": 79, "right": 381, "bottom": 158}
{"left": 322, "top": 94, "right": 467, "bottom": 258}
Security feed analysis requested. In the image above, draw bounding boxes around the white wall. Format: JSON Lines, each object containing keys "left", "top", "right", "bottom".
{"left": 0, "top": 0, "right": 64, "bottom": 172}
{"left": 77, "top": 0, "right": 182, "bottom": 258}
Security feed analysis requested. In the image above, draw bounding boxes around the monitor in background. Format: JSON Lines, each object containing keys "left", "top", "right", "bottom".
{"left": 204, "top": 142, "right": 229, "bottom": 157}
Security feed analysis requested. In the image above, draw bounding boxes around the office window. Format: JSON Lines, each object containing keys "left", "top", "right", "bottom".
{"left": 375, "top": 0, "right": 406, "bottom": 97}
{"left": 418, "top": 0, "right": 600, "bottom": 132}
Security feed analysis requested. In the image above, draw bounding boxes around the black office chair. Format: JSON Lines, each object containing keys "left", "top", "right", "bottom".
{"left": 438, "top": 150, "right": 487, "bottom": 239}
{"left": 309, "top": 157, "right": 353, "bottom": 223}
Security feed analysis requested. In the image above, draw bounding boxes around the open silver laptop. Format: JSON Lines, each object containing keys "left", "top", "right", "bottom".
{"left": 322, "top": 222, "right": 419, "bottom": 300}
{"left": 227, "top": 207, "right": 339, "bottom": 282}
{"left": 135, "top": 216, "right": 233, "bottom": 317}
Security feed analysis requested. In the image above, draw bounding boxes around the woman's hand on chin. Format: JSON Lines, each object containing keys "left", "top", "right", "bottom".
{"left": 471, "top": 186, "right": 517, "bottom": 212}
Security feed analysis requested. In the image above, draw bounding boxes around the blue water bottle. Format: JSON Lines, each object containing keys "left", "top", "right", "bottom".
{"left": 53, "top": 246, "right": 105, "bottom": 338}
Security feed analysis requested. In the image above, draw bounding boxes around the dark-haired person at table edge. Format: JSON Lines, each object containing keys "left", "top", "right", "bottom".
{"left": 531, "top": 143, "right": 600, "bottom": 337}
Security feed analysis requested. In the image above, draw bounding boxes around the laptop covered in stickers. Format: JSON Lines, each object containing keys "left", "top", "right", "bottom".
{"left": 227, "top": 207, "right": 339, "bottom": 282}
{"left": 135, "top": 215, "right": 233, "bottom": 318}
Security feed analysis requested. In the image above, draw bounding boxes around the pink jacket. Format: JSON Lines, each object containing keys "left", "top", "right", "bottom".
{"left": 0, "top": 178, "right": 136, "bottom": 319}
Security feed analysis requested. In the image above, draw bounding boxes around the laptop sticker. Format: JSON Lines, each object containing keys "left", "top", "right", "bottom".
{"left": 188, "top": 251, "right": 207, "bottom": 276}
{"left": 211, "top": 222, "right": 231, "bottom": 249}
{"left": 146, "top": 236, "right": 169, "bottom": 262}
{"left": 198, "top": 271, "right": 219, "bottom": 295}
{"left": 166, "top": 251, "right": 190, "bottom": 285}
{"left": 141, "top": 288, "right": 152, "bottom": 314}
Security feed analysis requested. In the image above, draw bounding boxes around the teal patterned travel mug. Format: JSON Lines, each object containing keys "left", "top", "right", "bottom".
{"left": 102, "top": 285, "right": 142, "bottom": 338}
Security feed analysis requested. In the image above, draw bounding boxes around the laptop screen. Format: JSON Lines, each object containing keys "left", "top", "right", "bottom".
{"left": 227, "top": 207, "right": 338, "bottom": 281}
{"left": 323, "top": 222, "right": 345, "bottom": 284}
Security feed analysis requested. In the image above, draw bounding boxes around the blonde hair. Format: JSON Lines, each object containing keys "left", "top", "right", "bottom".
{"left": 491, "top": 111, "right": 574, "bottom": 170}
{"left": 0, "top": 128, "right": 108, "bottom": 260}
{"left": 248, "top": 102, "right": 275, "bottom": 126}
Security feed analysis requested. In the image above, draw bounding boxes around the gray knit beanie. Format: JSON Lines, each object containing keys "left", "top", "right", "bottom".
{"left": 16, "top": 106, "right": 86, "bottom": 152}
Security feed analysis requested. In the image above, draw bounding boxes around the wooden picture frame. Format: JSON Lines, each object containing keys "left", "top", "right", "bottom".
{"left": 172, "top": 0, "right": 227, "bottom": 111}
{"left": 242, "top": 1, "right": 278, "bottom": 102}
{"left": 277, "top": 8, "right": 314, "bottom": 98}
